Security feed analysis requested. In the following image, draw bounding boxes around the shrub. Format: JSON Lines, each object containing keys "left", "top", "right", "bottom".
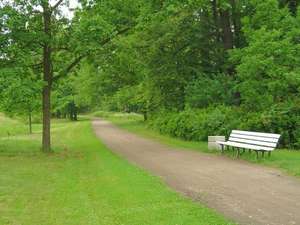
{"left": 148, "top": 106, "right": 241, "bottom": 141}
{"left": 148, "top": 104, "right": 300, "bottom": 148}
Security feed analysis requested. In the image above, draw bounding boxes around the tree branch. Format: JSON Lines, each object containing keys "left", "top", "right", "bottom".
{"left": 99, "top": 27, "right": 131, "bottom": 45}
{"left": 52, "top": 47, "right": 70, "bottom": 52}
{"left": 26, "top": 62, "right": 43, "bottom": 68}
{"left": 52, "top": 0, "right": 64, "bottom": 11}
{"left": 31, "top": 9, "right": 43, "bottom": 14}
{"left": 53, "top": 26, "right": 132, "bottom": 81}
{"left": 53, "top": 53, "right": 87, "bottom": 82}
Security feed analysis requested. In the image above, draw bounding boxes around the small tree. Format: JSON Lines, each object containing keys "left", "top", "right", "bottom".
{"left": 0, "top": 68, "right": 41, "bottom": 134}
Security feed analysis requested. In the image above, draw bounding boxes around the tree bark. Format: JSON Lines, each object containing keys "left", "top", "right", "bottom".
{"left": 288, "top": 0, "right": 298, "bottom": 16}
{"left": 230, "top": 0, "right": 242, "bottom": 48}
{"left": 42, "top": 83, "right": 51, "bottom": 151}
{"left": 42, "top": 4, "right": 52, "bottom": 152}
{"left": 28, "top": 111, "right": 32, "bottom": 134}
{"left": 143, "top": 111, "right": 148, "bottom": 121}
{"left": 219, "top": 9, "right": 233, "bottom": 50}
{"left": 74, "top": 107, "right": 78, "bottom": 121}
{"left": 211, "top": 0, "right": 220, "bottom": 42}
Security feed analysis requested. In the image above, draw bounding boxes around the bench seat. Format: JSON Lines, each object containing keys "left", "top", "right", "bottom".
{"left": 217, "top": 130, "right": 280, "bottom": 158}
{"left": 217, "top": 141, "right": 274, "bottom": 151}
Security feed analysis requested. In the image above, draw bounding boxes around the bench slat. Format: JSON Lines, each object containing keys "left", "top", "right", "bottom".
{"left": 229, "top": 137, "right": 278, "bottom": 148}
{"left": 232, "top": 130, "right": 280, "bottom": 139}
{"left": 217, "top": 141, "right": 274, "bottom": 151}
{"left": 230, "top": 134, "right": 278, "bottom": 143}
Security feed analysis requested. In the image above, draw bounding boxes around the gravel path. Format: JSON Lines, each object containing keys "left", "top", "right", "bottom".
{"left": 92, "top": 119, "right": 300, "bottom": 225}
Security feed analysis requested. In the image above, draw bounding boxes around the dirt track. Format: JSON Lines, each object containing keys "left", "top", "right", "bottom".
{"left": 92, "top": 119, "right": 300, "bottom": 225}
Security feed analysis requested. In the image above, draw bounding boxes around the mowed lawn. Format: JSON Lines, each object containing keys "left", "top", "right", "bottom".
{"left": 93, "top": 111, "right": 300, "bottom": 177}
{"left": 0, "top": 114, "right": 234, "bottom": 225}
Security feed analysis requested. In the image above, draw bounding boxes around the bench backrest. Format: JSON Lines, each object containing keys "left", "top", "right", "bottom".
{"left": 229, "top": 130, "right": 280, "bottom": 149}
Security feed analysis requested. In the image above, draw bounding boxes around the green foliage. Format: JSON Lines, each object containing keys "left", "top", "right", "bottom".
{"left": 52, "top": 79, "right": 78, "bottom": 120}
{"left": 2, "top": 0, "right": 300, "bottom": 148}
{"left": 240, "top": 102, "right": 300, "bottom": 148}
{"left": 0, "top": 67, "right": 41, "bottom": 121}
{"left": 148, "top": 106, "right": 241, "bottom": 141}
{"left": 232, "top": 0, "right": 300, "bottom": 111}
{"left": 185, "top": 74, "right": 235, "bottom": 108}
{"left": 79, "top": 0, "right": 300, "bottom": 148}
{"left": 148, "top": 104, "right": 300, "bottom": 148}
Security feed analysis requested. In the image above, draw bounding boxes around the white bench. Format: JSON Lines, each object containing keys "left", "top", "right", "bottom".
{"left": 217, "top": 130, "right": 280, "bottom": 158}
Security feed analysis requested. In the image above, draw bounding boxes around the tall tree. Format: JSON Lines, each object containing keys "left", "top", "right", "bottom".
{"left": 0, "top": 0, "right": 141, "bottom": 152}
{"left": 0, "top": 0, "right": 72, "bottom": 151}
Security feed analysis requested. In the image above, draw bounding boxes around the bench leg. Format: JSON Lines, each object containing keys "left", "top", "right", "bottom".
{"left": 268, "top": 151, "right": 271, "bottom": 157}
{"left": 255, "top": 150, "right": 259, "bottom": 160}
{"left": 262, "top": 151, "right": 265, "bottom": 158}
{"left": 236, "top": 148, "right": 240, "bottom": 159}
{"left": 248, "top": 149, "right": 252, "bottom": 154}
{"left": 221, "top": 144, "right": 224, "bottom": 154}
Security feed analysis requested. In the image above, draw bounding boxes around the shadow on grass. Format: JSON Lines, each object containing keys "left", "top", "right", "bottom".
{"left": 0, "top": 140, "right": 41, "bottom": 157}
{"left": 0, "top": 139, "right": 86, "bottom": 162}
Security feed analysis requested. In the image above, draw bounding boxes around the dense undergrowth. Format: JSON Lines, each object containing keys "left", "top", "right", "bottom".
{"left": 147, "top": 104, "right": 300, "bottom": 149}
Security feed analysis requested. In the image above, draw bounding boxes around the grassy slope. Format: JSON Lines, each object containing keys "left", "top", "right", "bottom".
{"left": 0, "top": 114, "right": 233, "bottom": 225}
{"left": 93, "top": 111, "right": 300, "bottom": 177}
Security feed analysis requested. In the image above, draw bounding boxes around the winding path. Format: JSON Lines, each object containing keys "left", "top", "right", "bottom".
{"left": 92, "top": 119, "right": 300, "bottom": 225}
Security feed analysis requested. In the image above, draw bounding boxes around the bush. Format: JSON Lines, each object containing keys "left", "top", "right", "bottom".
{"left": 148, "top": 106, "right": 241, "bottom": 141}
{"left": 239, "top": 102, "right": 300, "bottom": 148}
{"left": 148, "top": 104, "right": 300, "bottom": 148}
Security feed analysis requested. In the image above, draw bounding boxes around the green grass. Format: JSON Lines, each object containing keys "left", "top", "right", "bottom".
{"left": 0, "top": 114, "right": 234, "bottom": 225}
{"left": 93, "top": 111, "right": 300, "bottom": 177}
{"left": 0, "top": 113, "right": 29, "bottom": 137}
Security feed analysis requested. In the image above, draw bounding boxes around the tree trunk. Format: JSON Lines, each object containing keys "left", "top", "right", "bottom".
{"left": 143, "top": 111, "right": 148, "bottom": 121}
{"left": 42, "top": 5, "right": 52, "bottom": 152}
{"left": 42, "top": 84, "right": 51, "bottom": 151}
{"left": 68, "top": 102, "right": 77, "bottom": 121}
{"left": 288, "top": 0, "right": 298, "bottom": 16}
{"left": 28, "top": 111, "right": 32, "bottom": 134}
{"left": 211, "top": 0, "right": 220, "bottom": 42}
{"left": 74, "top": 107, "right": 78, "bottom": 121}
{"left": 69, "top": 110, "right": 73, "bottom": 120}
{"left": 56, "top": 110, "right": 61, "bottom": 118}
{"left": 230, "top": 0, "right": 242, "bottom": 48}
{"left": 220, "top": 9, "right": 233, "bottom": 50}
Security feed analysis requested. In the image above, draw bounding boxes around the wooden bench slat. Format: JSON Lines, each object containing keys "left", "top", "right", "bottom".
{"left": 217, "top": 141, "right": 274, "bottom": 151}
{"left": 232, "top": 130, "right": 280, "bottom": 139}
{"left": 230, "top": 134, "right": 279, "bottom": 143}
{"left": 217, "top": 130, "right": 280, "bottom": 156}
{"left": 228, "top": 137, "right": 278, "bottom": 148}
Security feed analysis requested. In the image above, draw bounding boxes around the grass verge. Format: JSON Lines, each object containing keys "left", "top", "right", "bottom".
{"left": 0, "top": 114, "right": 234, "bottom": 225}
{"left": 93, "top": 111, "right": 300, "bottom": 177}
